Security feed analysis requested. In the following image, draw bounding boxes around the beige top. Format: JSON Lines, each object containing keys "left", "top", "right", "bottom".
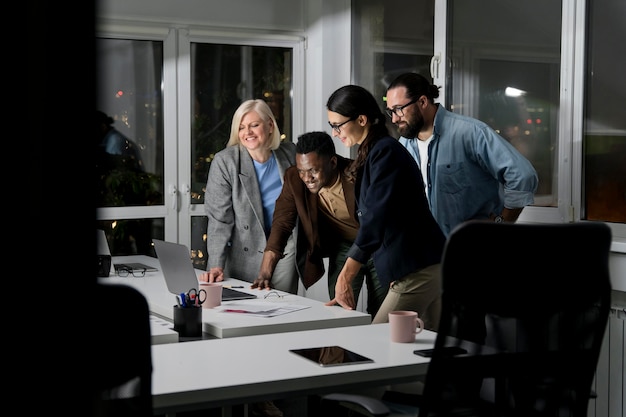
{"left": 318, "top": 174, "right": 359, "bottom": 241}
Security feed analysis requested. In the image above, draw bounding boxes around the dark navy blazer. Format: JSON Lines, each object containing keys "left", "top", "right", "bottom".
{"left": 347, "top": 135, "right": 446, "bottom": 286}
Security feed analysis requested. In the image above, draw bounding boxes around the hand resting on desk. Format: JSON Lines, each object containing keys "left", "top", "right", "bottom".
{"left": 200, "top": 268, "right": 224, "bottom": 283}
{"left": 252, "top": 249, "right": 283, "bottom": 290}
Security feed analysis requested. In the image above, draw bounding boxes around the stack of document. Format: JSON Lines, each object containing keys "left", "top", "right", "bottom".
{"left": 214, "top": 300, "right": 310, "bottom": 317}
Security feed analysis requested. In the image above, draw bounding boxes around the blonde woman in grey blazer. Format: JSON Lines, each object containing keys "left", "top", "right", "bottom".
{"left": 202, "top": 99, "right": 299, "bottom": 294}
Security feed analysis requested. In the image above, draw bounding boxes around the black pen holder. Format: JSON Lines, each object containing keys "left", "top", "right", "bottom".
{"left": 173, "top": 305, "right": 202, "bottom": 337}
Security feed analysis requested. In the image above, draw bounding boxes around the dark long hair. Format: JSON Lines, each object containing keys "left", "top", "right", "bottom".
{"left": 326, "top": 85, "right": 389, "bottom": 181}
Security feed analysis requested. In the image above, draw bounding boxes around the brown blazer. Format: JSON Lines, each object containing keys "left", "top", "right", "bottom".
{"left": 266, "top": 156, "right": 356, "bottom": 288}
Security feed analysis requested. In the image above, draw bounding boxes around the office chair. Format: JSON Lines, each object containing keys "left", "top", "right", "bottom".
{"left": 91, "top": 283, "right": 153, "bottom": 417}
{"left": 321, "top": 221, "right": 612, "bottom": 417}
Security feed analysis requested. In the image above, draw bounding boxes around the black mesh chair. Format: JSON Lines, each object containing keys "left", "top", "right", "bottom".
{"left": 91, "top": 283, "right": 153, "bottom": 417}
{"left": 321, "top": 221, "right": 612, "bottom": 417}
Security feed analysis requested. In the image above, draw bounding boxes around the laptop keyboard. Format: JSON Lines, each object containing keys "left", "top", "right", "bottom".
{"left": 221, "top": 287, "right": 257, "bottom": 301}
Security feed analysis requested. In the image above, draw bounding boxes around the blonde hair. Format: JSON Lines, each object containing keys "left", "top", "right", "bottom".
{"left": 227, "top": 99, "right": 282, "bottom": 150}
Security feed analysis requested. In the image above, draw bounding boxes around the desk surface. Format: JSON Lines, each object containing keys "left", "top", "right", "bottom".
{"left": 150, "top": 315, "right": 179, "bottom": 344}
{"left": 151, "top": 323, "right": 435, "bottom": 414}
{"left": 102, "top": 255, "right": 371, "bottom": 338}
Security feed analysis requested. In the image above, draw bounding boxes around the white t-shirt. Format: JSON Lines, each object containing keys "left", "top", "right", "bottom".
{"left": 417, "top": 135, "right": 433, "bottom": 196}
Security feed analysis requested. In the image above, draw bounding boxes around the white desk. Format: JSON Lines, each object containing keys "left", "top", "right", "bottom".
{"left": 102, "top": 255, "right": 371, "bottom": 338}
{"left": 150, "top": 315, "right": 179, "bottom": 344}
{"left": 151, "top": 323, "right": 435, "bottom": 415}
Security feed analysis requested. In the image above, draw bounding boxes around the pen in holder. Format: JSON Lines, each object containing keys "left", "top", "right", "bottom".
{"left": 173, "top": 305, "right": 202, "bottom": 337}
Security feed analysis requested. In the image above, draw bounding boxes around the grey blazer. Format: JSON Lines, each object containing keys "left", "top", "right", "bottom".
{"left": 205, "top": 142, "right": 298, "bottom": 292}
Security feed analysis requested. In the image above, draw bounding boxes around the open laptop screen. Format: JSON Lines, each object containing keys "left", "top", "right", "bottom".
{"left": 152, "top": 239, "right": 256, "bottom": 301}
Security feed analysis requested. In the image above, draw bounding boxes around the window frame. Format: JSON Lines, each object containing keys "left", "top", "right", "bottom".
{"left": 95, "top": 21, "right": 306, "bottom": 252}
{"left": 95, "top": 21, "right": 173, "bottom": 239}
{"left": 179, "top": 28, "right": 305, "bottom": 263}
{"left": 439, "top": 0, "right": 625, "bottom": 249}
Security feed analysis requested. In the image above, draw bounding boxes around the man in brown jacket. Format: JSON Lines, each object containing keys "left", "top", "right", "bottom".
{"left": 252, "top": 131, "right": 385, "bottom": 317}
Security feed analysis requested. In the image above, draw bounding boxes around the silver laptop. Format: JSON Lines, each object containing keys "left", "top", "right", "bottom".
{"left": 97, "top": 229, "right": 158, "bottom": 273}
{"left": 152, "top": 239, "right": 257, "bottom": 301}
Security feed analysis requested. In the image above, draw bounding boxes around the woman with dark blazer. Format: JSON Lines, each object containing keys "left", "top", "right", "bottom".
{"left": 325, "top": 85, "right": 446, "bottom": 330}
{"left": 202, "top": 99, "right": 299, "bottom": 294}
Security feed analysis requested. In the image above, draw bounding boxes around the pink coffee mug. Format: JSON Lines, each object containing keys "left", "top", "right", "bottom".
{"left": 199, "top": 282, "right": 222, "bottom": 309}
{"left": 389, "top": 310, "right": 424, "bottom": 343}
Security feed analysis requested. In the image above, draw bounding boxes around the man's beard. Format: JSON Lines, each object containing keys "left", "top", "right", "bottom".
{"left": 398, "top": 119, "right": 421, "bottom": 139}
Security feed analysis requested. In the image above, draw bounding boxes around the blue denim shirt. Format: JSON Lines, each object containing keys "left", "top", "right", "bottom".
{"left": 399, "top": 105, "right": 538, "bottom": 236}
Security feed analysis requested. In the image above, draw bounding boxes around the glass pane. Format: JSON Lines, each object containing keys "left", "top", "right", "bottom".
{"left": 352, "top": 0, "right": 434, "bottom": 140}
{"left": 448, "top": 0, "right": 562, "bottom": 207}
{"left": 191, "top": 216, "right": 208, "bottom": 270}
{"left": 190, "top": 44, "right": 293, "bottom": 205}
{"left": 97, "top": 219, "right": 164, "bottom": 257}
{"left": 95, "top": 38, "right": 165, "bottom": 208}
{"left": 477, "top": 60, "right": 559, "bottom": 203}
{"left": 190, "top": 43, "right": 293, "bottom": 269}
{"left": 583, "top": 0, "right": 626, "bottom": 223}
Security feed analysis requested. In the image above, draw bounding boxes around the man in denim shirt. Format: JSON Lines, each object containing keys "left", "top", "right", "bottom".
{"left": 385, "top": 73, "right": 538, "bottom": 236}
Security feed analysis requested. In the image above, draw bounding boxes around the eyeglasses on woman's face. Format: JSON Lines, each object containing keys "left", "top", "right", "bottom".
{"left": 385, "top": 98, "right": 418, "bottom": 118}
{"left": 328, "top": 116, "right": 356, "bottom": 134}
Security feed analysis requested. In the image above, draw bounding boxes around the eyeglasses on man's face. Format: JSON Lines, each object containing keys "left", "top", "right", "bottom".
{"left": 385, "top": 98, "right": 418, "bottom": 118}
{"left": 328, "top": 116, "right": 356, "bottom": 134}
{"left": 117, "top": 267, "right": 146, "bottom": 277}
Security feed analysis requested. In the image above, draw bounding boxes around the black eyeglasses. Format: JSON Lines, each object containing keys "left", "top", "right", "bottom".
{"left": 116, "top": 267, "right": 146, "bottom": 277}
{"left": 385, "top": 99, "right": 418, "bottom": 118}
{"left": 328, "top": 117, "right": 356, "bottom": 134}
{"left": 264, "top": 290, "right": 285, "bottom": 300}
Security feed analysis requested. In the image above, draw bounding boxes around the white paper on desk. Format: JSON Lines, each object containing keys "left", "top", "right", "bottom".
{"left": 215, "top": 300, "right": 310, "bottom": 317}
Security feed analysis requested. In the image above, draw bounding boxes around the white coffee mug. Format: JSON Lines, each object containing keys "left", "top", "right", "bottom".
{"left": 388, "top": 310, "right": 424, "bottom": 343}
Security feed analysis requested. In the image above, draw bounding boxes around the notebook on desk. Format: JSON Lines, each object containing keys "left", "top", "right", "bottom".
{"left": 152, "top": 239, "right": 257, "bottom": 301}
{"left": 97, "top": 229, "right": 158, "bottom": 273}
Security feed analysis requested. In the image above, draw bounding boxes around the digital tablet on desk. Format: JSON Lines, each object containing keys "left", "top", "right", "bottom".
{"left": 290, "top": 346, "right": 374, "bottom": 367}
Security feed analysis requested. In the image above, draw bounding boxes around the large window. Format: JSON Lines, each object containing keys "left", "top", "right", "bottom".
{"left": 95, "top": 38, "right": 165, "bottom": 255}
{"left": 96, "top": 38, "right": 164, "bottom": 208}
{"left": 447, "top": 0, "right": 562, "bottom": 209}
{"left": 189, "top": 43, "right": 293, "bottom": 268}
{"left": 95, "top": 31, "right": 296, "bottom": 263}
{"left": 351, "top": 0, "right": 625, "bottom": 241}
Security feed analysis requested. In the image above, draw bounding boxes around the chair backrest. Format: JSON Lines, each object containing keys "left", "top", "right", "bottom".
{"left": 91, "top": 283, "right": 153, "bottom": 417}
{"left": 419, "top": 221, "right": 612, "bottom": 417}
